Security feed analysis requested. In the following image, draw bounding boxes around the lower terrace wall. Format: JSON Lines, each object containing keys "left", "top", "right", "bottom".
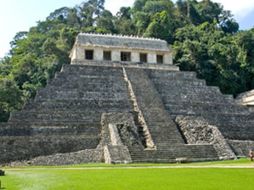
{"left": 227, "top": 140, "right": 254, "bottom": 157}
{"left": 0, "top": 131, "right": 99, "bottom": 164}
{"left": 6, "top": 149, "right": 103, "bottom": 166}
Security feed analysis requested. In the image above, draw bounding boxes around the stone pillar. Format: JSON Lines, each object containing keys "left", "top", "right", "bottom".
{"left": 164, "top": 53, "right": 173, "bottom": 64}
{"left": 70, "top": 48, "right": 77, "bottom": 62}
{"left": 148, "top": 53, "right": 157, "bottom": 64}
{"left": 76, "top": 45, "right": 84, "bottom": 60}
{"left": 112, "top": 50, "right": 120, "bottom": 62}
{"left": 94, "top": 47, "right": 103, "bottom": 61}
{"left": 131, "top": 52, "right": 139, "bottom": 63}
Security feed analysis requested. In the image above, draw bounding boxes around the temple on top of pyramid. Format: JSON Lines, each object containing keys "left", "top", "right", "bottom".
{"left": 69, "top": 33, "right": 173, "bottom": 64}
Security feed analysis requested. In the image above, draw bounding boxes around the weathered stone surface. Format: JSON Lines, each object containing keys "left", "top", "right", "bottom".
{"left": 1, "top": 60, "right": 253, "bottom": 164}
{"left": 227, "top": 140, "right": 254, "bottom": 157}
{"left": 147, "top": 68, "right": 254, "bottom": 156}
{"left": 125, "top": 68, "right": 185, "bottom": 146}
{"left": 6, "top": 149, "right": 103, "bottom": 166}
{"left": 70, "top": 33, "right": 173, "bottom": 64}
{"left": 99, "top": 112, "right": 139, "bottom": 147}
{"left": 104, "top": 145, "right": 132, "bottom": 164}
{"left": 175, "top": 116, "right": 236, "bottom": 160}
{"left": 0, "top": 65, "right": 132, "bottom": 164}
{"left": 117, "top": 123, "right": 143, "bottom": 148}
{"left": 99, "top": 112, "right": 140, "bottom": 163}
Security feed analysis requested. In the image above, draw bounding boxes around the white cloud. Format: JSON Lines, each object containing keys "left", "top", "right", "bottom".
{"left": 105, "top": 0, "right": 134, "bottom": 15}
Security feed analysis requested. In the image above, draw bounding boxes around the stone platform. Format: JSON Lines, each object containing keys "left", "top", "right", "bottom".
{"left": 0, "top": 62, "right": 253, "bottom": 165}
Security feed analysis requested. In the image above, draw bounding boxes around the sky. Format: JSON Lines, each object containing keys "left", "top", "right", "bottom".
{"left": 0, "top": 0, "right": 254, "bottom": 58}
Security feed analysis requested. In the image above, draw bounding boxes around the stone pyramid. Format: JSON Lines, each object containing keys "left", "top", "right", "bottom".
{"left": 0, "top": 34, "right": 253, "bottom": 165}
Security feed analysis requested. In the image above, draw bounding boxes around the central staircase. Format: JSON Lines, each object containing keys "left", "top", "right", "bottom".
{"left": 124, "top": 67, "right": 218, "bottom": 162}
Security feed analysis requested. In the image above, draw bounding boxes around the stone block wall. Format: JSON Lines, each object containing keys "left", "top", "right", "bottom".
{"left": 73, "top": 46, "right": 172, "bottom": 64}
{"left": 227, "top": 140, "right": 254, "bottom": 157}
{"left": 0, "top": 64, "right": 133, "bottom": 164}
{"left": 146, "top": 68, "right": 254, "bottom": 157}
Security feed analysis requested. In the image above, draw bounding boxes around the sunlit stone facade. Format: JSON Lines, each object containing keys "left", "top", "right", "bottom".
{"left": 70, "top": 33, "right": 173, "bottom": 64}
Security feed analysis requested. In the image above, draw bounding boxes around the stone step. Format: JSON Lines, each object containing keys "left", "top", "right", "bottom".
{"left": 151, "top": 78, "right": 207, "bottom": 87}
{"left": 34, "top": 97, "right": 130, "bottom": 102}
{"left": 23, "top": 108, "right": 131, "bottom": 115}
{"left": 171, "top": 113, "right": 254, "bottom": 128}
{"left": 24, "top": 100, "right": 131, "bottom": 111}
{"left": 165, "top": 102, "right": 249, "bottom": 115}
{"left": 0, "top": 122, "right": 100, "bottom": 128}
{"left": 125, "top": 68, "right": 185, "bottom": 145}
{"left": 61, "top": 65, "right": 122, "bottom": 75}
{"left": 165, "top": 100, "right": 244, "bottom": 110}
{"left": 42, "top": 83, "right": 127, "bottom": 92}
{"left": 203, "top": 112, "right": 254, "bottom": 123}
{"left": 37, "top": 87, "right": 128, "bottom": 98}
{"left": 165, "top": 98, "right": 235, "bottom": 106}
{"left": 129, "top": 150, "right": 217, "bottom": 159}
{"left": 35, "top": 91, "right": 129, "bottom": 101}
{"left": 154, "top": 83, "right": 222, "bottom": 95}
{"left": 54, "top": 71, "right": 124, "bottom": 80}
{"left": 146, "top": 70, "right": 197, "bottom": 79}
{"left": 9, "top": 111, "right": 103, "bottom": 122}
{"left": 129, "top": 144, "right": 218, "bottom": 162}
{"left": 49, "top": 76, "right": 126, "bottom": 87}
{"left": 161, "top": 93, "right": 233, "bottom": 103}
{"left": 0, "top": 125, "right": 100, "bottom": 136}
{"left": 4, "top": 120, "right": 103, "bottom": 126}
{"left": 140, "top": 109, "right": 174, "bottom": 123}
{"left": 156, "top": 84, "right": 223, "bottom": 95}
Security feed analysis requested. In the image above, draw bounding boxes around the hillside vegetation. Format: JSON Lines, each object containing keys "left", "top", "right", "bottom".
{"left": 0, "top": 0, "right": 254, "bottom": 121}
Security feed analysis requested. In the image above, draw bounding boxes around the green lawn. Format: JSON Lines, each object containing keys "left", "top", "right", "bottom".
{"left": 1, "top": 159, "right": 254, "bottom": 190}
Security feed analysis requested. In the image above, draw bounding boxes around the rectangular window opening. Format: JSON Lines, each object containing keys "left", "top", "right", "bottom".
{"left": 140, "top": 53, "right": 147, "bottom": 63}
{"left": 121, "top": 52, "right": 131, "bottom": 62}
{"left": 157, "top": 55, "right": 163, "bottom": 64}
{"left": 103, "top": 51, "right": 111, "bottom": 61}
{"left": 85, "top": 50, "right": 94, "bottom": 60}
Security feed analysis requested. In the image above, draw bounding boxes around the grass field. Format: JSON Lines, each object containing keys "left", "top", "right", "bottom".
{"left": 0, "top": 159, "right": 253, "bottom": 190}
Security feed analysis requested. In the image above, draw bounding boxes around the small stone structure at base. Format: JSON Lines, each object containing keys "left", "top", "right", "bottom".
{"left": 175, "top": 116, "right": 236, "bottom": 160}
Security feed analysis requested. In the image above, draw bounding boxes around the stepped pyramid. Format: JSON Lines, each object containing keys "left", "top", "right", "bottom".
{"left": 0, "top": 34, "right": 253, "bottom": 165}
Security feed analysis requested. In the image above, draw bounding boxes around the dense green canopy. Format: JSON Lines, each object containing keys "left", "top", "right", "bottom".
{"left": 0, "top": 0, "right": 254, "bottom": 121}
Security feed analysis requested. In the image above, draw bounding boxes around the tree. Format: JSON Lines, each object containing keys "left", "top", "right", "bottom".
{"left": 115, "top": 7, "right": 136, "bottom": 35}
{"left": 79, "top": 0, "right": 105, "bottom": 27}
{"left": 174, "top": 22, "right": 247, "bottom": 95}
{"left": 96, "top": 10, "right": 116, "bottom": 33}
{"left": 144, "top": 11, "right": 174, "bottom": 42}
{"left": 0, "top": 78, "right": 24, "bottom": 121}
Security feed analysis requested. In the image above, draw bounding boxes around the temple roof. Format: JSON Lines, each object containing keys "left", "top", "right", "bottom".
{"left": 75, "top": 33, "right": 170, "bottom": 51}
